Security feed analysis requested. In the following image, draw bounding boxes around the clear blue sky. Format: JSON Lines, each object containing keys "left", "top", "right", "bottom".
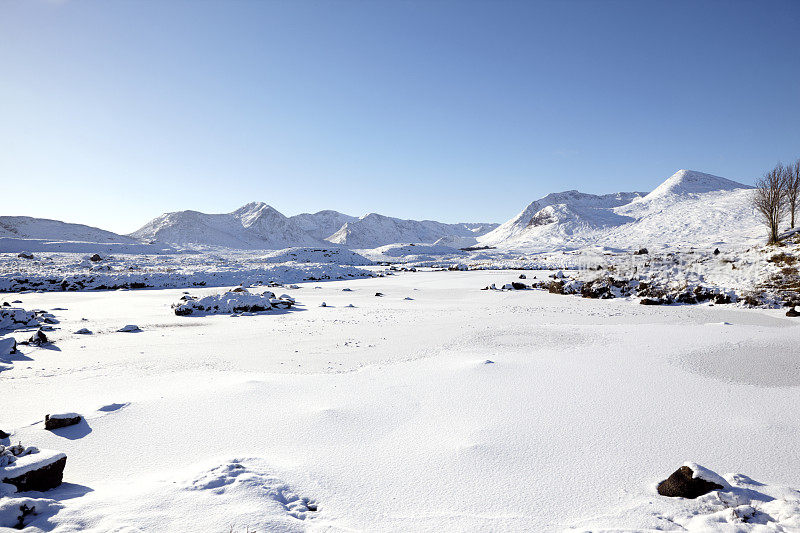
{"left": 2, "top": 0, "right": 799, "bottom": 233}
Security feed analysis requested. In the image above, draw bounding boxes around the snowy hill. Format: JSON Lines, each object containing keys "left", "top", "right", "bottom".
{"left": 326, "top": 213, "right": 499, "bottom": 249}
{"left": 131, "top": 202, "right": 328, "bottom": 249}
{"left": 0, "top": 216, "right": 139, "bottom": 243}
{"left": 0, "top": 216, "right": 170, "bottom": 254}
{"left": 479, "top": 170, "right": 761, "bottom": 251}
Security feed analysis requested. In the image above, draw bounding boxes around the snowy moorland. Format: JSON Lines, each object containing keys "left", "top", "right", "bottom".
{"left": 2, "top": 167, "right": 800, "bottom": 531}
{"left": 2, "top": 270, "right": 799, "bottom": 531}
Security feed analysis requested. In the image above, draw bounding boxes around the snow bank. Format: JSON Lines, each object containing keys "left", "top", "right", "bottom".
{"left": 259, "top": 247, "right": 373, "bottom": 265}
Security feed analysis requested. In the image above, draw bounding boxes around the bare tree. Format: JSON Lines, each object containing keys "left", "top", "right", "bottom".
{"left": 787, "top": 159, "right": 800, "bottom": 229}
{"left": 753, "top": 163, "right": 787, "bottom": 244}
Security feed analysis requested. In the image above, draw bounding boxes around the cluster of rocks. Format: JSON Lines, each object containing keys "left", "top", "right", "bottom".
{"left": 528, "top": 273, "right": 737, "bottom": 306}
{"left": 172, "top": 288, "right": 296, "bottom": 316}
{"left": 0, "top": 307, "right": 45, "bottom": 332}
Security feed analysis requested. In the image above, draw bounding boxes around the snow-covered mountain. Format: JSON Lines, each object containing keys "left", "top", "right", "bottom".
{"left": 0, "top": 216, "right": 172, "bottom": 253}
{"left": 479, "top": 170, "right": 760, "bottom": 251}
{"left": 0, "top": 216, "right": 139, "bottom": 243}
{"left": 289, "top": 210, "right": 357, "bottom": 241}
{"left": 130, "top": 202, "right": 327, "bottom": 249}
{"left": 325, "top": 213, "right": 499, "bottom": 249}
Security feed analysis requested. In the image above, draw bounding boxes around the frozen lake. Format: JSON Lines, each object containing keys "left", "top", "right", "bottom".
{"left": 3, "top": 270, "right": 800, "bottom": 531}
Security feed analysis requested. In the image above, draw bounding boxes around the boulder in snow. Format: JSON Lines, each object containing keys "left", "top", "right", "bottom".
{"left": 44, "top": 413, "right": 82, "bottom": 431}
{"left": 0, "top": 447, "right": 66, "bottom": 492}
{"left": 89, "top": 253, "right": 103, "bottom": 262}
{"left": 117, "top": 324, "right": 141, "bottom": 333}
{"left": 27, "top": 329, "right": 48, "bottom": 346}
{"left": 0, "top": 337, "right": 16, "bottom": 356}
{"left": 657, "top": 464, "right": 725, "bottom": 498}
{"left": 17, "top": 252, "right": 34, "bottom": 259}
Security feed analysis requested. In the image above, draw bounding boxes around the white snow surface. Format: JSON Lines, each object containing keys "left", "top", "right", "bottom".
{"left": 479, "top": 169, "right": 763, "bottom": 252}
{"left": 0, "top": 249, "right": 373, "bottom": 292}
{"left": 2, "top": 270, "right": 799, "bottom": 531}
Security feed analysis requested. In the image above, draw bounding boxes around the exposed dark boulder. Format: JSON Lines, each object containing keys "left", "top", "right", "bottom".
{"left": 89, "top": 254, "right": 102, "bottom": 262}
{"left": 640, "top": 298, "right": 666, "bottom": 305}
{"left": 28, "top": 329, "right": 48, "bottom": 346}
{"left": 2, "top": 455, "right": 66, "bottom": 492}
{"left": 634, "top": 248, "right": 649, "bottom": 255}
{"left": 787, "top": 307, "right": 800, "bottom": 317}
{"left": 657, "top": 465, "right": 724, "bottom": 498}
{"left": 44, "top": 414, "right": 82, "bottom": 431}
{"left": 0, "top": 429, "right": 9, "bottom": 439}
{"left": 511, "top": 282, "right": 528, "bottom": 290}
{"left": 17, "top": 252, "right": 34, "bottom": 259}
{"left": 518, "top": 274, "right": 527, "bottom": 279}
{"left": 375, "top": 292, "right": 384, "bottom": 297}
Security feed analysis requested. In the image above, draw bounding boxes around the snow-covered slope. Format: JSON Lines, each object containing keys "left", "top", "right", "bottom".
{"left": 481, "top": 191, "right": 646, "bottom": 245}
{"left": 0, "top": 216, "right": 138, "bottom": 243}
{"left": 326, "top": 213, "right": 498, "bottom": 249}
{"left": 480, "top": 170, "right": 760, "bottom": 251}
{"left": 131, "top": 202, "right": 328, "bottom": 249}
{"left": 288, "top": 210, "right": 357, "bottom": 241}
{"left": 0, "top": 216, "right": 171, "bottom": 254}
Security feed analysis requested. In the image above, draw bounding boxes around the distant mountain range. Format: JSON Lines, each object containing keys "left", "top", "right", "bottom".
{"left": 0, "top": 169, "right": 766, "bottom": 254}
{"left": 129, "top": 203, "right": 498, "bottom": 250}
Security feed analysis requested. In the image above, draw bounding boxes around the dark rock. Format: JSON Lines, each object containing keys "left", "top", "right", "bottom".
{"left": 375, "top": 292, "right": 384, "bottom": 297}
{"left": 17, "top": 252, "right": 34, "bottom": 259}
{"left": 787, "top": 307, "right": 800, "bottom": 317}
{"left": 44, "top": 414, "right": 82, "bottom": 430}
{"left": 511, "top": 282, "right": 527, "bottom": 290}
{"left": 657, "top": 466, "right": 724, "bottom": 498}
{"left": 89, "top": 254, "right": 102, "bottom": 262}
{"left": 29, "top": 329, "right": 48, "bottom": 345}
{"left": 0, "top": 429, "right": 9, "bottom": 439}
{"left": 2, "top": 455, "right": 66, "bottom": 492}
{"left": 518, "top": 274, "right": 527, "bottom": 279}
{"left": 634, "top": 248, "right": 649, "bottom": 255}
{"left": 2, "top": 302, "right": 9, "bottom": 307}
{"left": 714, "top": 248, "right": 721, "bottom": 255}
{"left": 640, "top": 298, "right": 665, "bottom": 305}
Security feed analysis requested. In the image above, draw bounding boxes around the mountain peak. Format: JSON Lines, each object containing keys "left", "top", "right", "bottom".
{"left": 644, "top": 170, "right": 752, "bottom": 201}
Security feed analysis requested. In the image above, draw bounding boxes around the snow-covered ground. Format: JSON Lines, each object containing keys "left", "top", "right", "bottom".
{"left": 0, "top": 248, "right": 375, "bottom": 292}
{"left": 2, "top": 269, "right": 799, "bottom": 531}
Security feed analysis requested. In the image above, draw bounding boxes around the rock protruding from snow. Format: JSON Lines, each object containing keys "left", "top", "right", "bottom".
{"left": 44, "top": 414, "right": 82, "bottom": 431}
{"left": 657, "top": 464, "right": 725, "bottom": 498}
{"left": 117, "top": 324, "right": 141, "bottom": 333}
{"left": 0, "top": 337, "right": 16, "bottom": 356}
{"left": 0, "top": 307, "right": 40, "bottom": 332}
{"left": 173, "top": 290, "right": 296, "bottom": 316}
{"left": 0, "top": 446, "right": 66, "bottom": 492}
